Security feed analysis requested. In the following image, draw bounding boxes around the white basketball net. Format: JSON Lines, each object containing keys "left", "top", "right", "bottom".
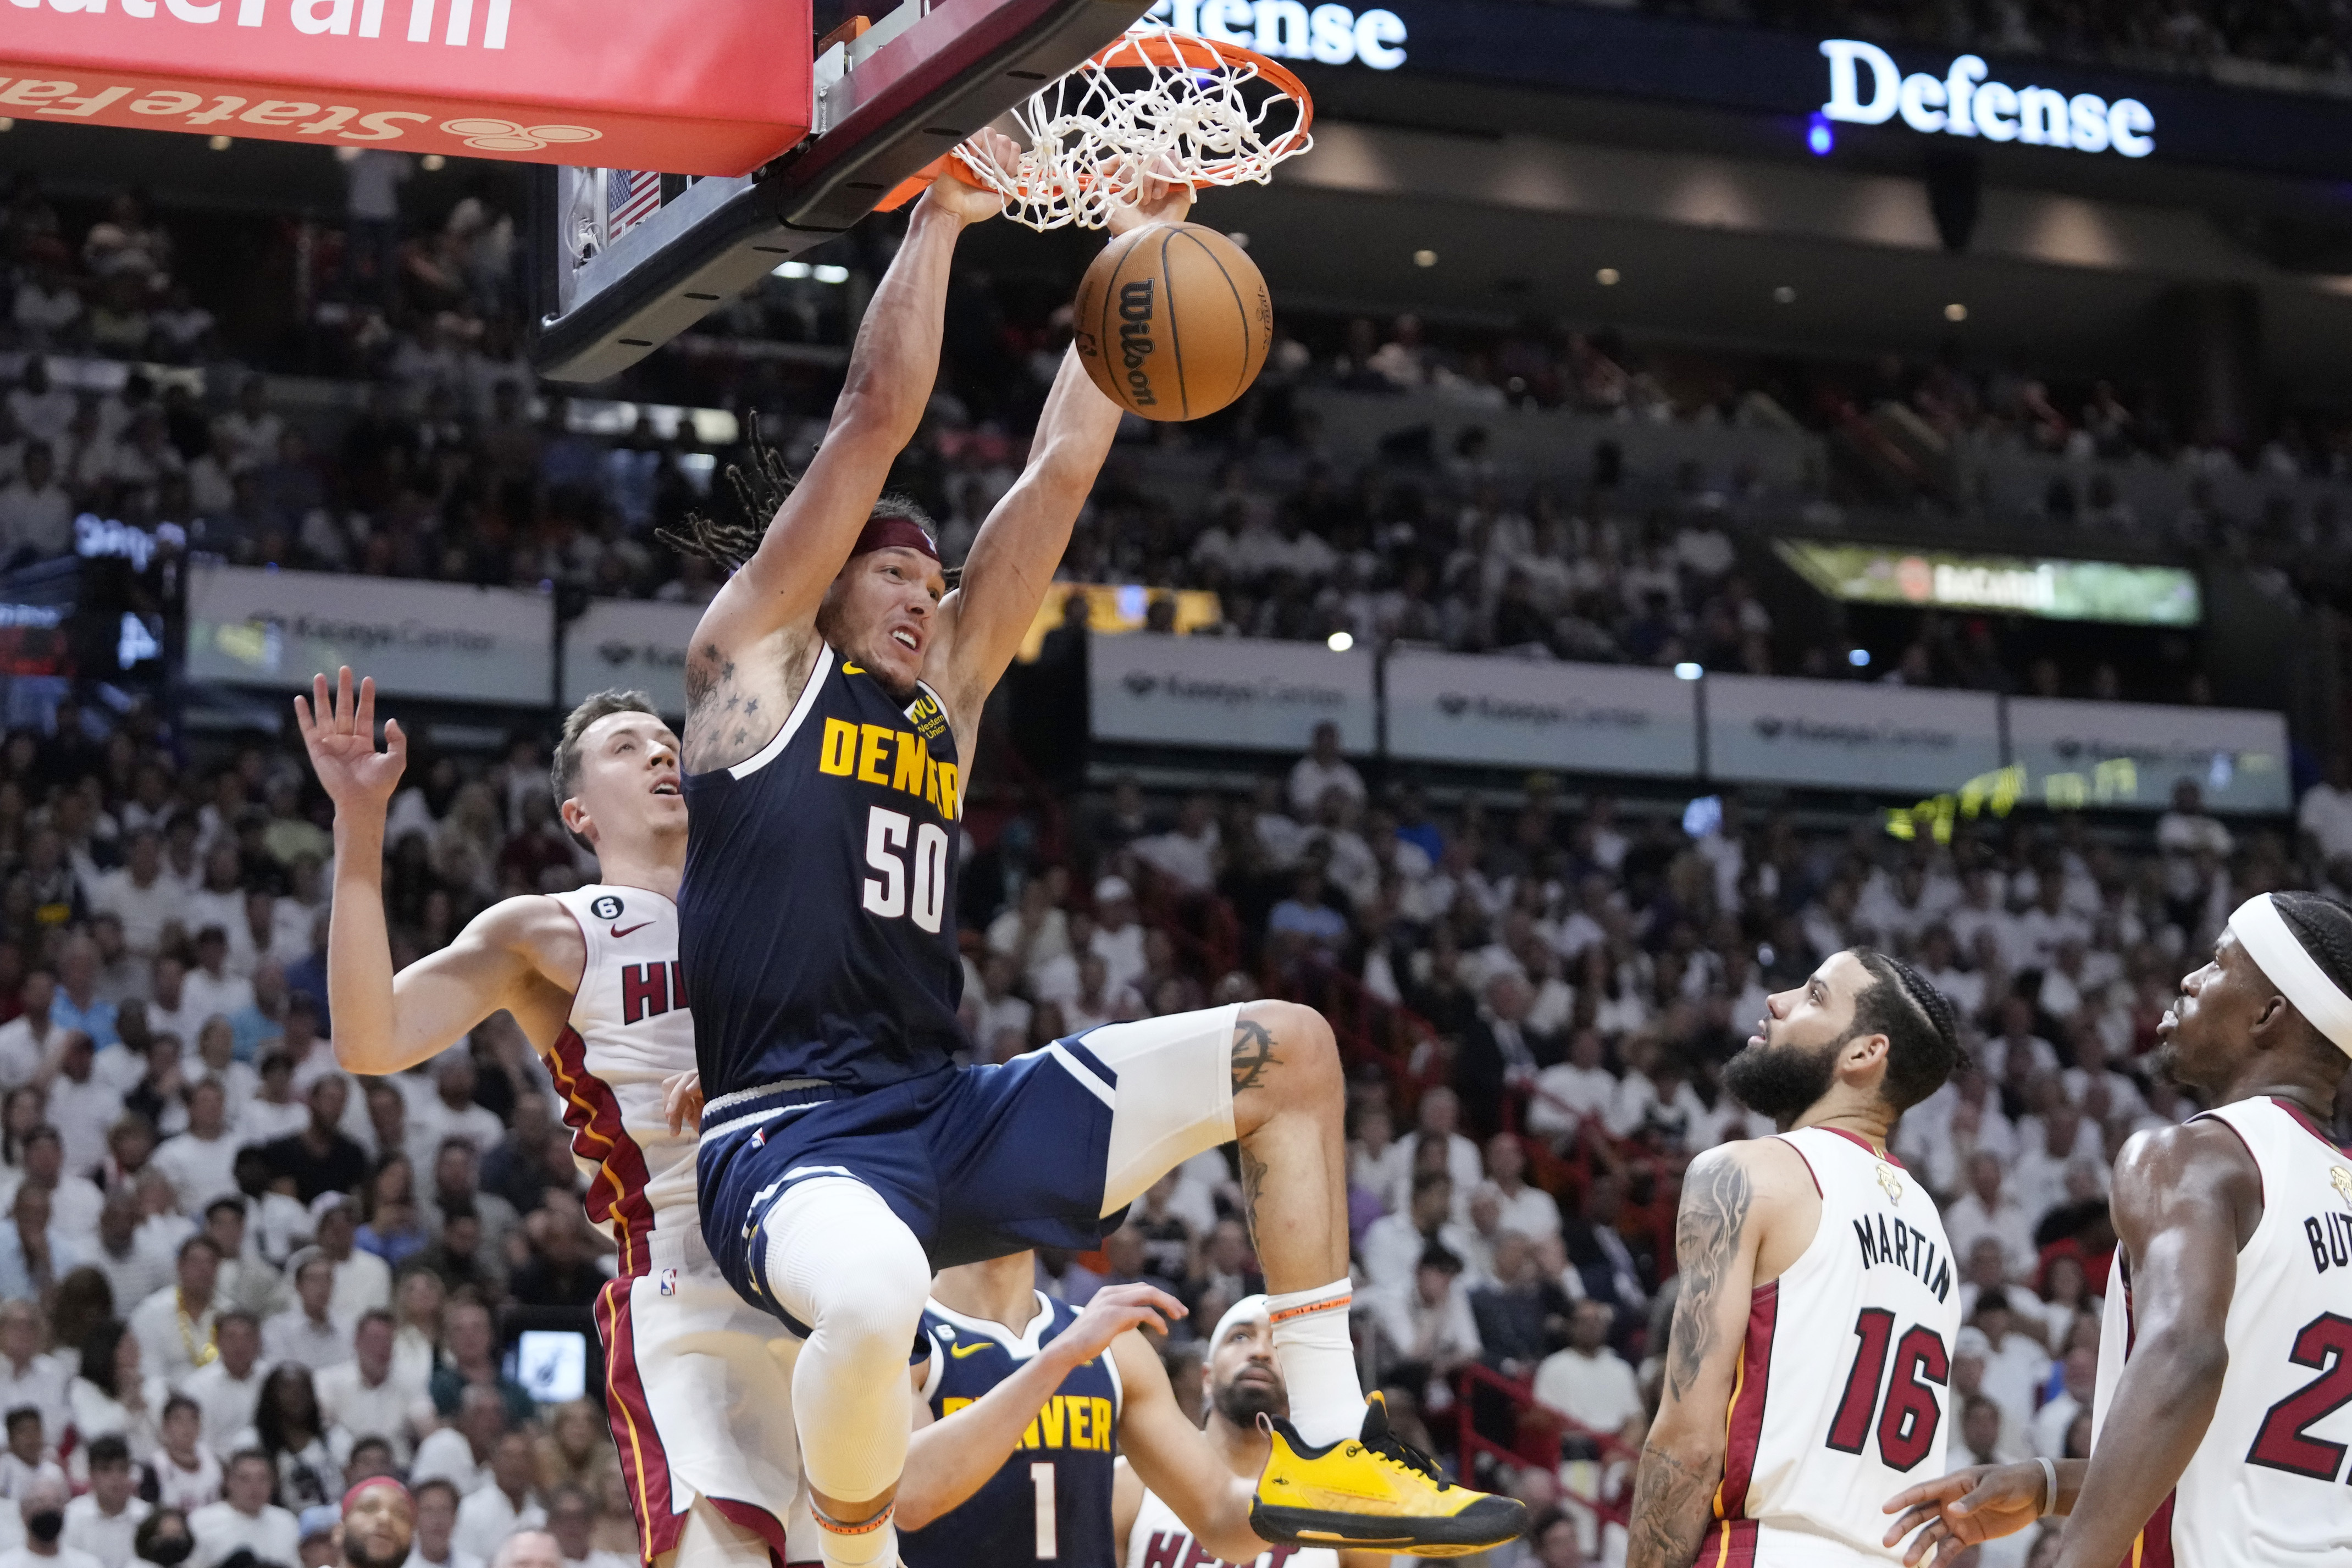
{"left": 955, "top": 27, "right": 1314, "bottom": 232}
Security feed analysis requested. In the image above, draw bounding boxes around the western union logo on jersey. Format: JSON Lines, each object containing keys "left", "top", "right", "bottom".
{"left": 817, "top": 717, "right": 959, "bottom": 820}
{"left": 939, "top": 1394, "right": 1114, "bottom": 1451}
{"left": 905, "top": 690, "right": 949, "bottom": 743}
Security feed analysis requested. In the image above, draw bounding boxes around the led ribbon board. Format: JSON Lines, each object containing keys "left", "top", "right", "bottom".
{"left": 1775, "top": 540, "right": 2201, "bottom": 627}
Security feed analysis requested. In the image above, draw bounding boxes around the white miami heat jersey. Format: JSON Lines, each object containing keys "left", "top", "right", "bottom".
{"left": 1709, "top": 1127, "right": 1962, "bottom": 1568}
{"left": 1125, "top": 1484, "right": 1338, "bottom": 1568}
{"left": 544, "top": 884, "right": 699, "bottom": 1276}
{"left": 2091, "top": 1096, "right": 2352, "bottom": 1568}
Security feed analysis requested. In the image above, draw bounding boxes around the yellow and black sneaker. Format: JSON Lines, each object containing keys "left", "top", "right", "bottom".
{"left": 1250, "top": 1393, "right": 1528, "bottom": 1558}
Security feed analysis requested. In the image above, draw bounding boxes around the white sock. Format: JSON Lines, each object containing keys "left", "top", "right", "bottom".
{"left": 813, "top": 1505, "right": 896, "bottom": 1568}
{"left": 1266, "top": 1279, "right": 1364, "bottom": 1448}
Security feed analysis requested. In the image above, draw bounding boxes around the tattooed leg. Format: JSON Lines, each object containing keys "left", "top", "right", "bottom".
{"left": 1219, "top": 1000, "right": 1364, "bottom": 1445}
{"left": 1220, "top": 1001, "right": 1350, "bottom": 1292}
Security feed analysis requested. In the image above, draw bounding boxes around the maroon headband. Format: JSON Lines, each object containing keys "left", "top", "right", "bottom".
{"left": 853, "top": 515, "right": 940, "bottom": 563}
{"left": 343, "top": 1478, "right": 412, "bottom": 1514}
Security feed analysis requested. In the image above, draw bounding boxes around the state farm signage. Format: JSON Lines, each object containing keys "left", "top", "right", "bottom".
{"left": 1820, "top": 38, "right": 2154, "bottom": 157}
{"left": 0, "top": 0, "right": 811, "bottom": 173}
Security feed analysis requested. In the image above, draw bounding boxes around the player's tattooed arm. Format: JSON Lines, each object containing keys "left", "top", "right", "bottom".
{"left": 1625, "top": 1146, "right": 1760, "bottom": 1568}
{"left": 681, "top": 631, "right": 808, "bottom": 773}
{"left": 1665, "top": 1153, "right": 1752, "bottom": 1400}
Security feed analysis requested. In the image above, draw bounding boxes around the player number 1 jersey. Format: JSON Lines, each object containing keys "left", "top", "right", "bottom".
{"left": 1707, "top": 1127, "right": 1961, "bottom": 1568}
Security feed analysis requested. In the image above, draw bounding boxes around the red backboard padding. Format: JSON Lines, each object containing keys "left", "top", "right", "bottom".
{"left": 1, "top": 0, "right": 812, "bottom": 175}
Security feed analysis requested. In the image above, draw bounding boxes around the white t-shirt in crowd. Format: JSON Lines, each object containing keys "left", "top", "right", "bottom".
{"left": 1531, "top": 1345, "right": 1646, "bottom": 1438}
{"left": 450, "top": 1488, "right": 544, "bottom": 1565}
{"left": 407, "top": 1429, "right": 485, "bottom": 1496}
{"left": 61, "top": 1492, "right": 151, "bottom": 1568}
{"left": 187, "top": 1501, "right": 298, "bottom": 1568}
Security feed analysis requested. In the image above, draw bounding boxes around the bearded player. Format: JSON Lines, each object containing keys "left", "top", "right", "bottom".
{"left": 662, "top": 157, "right": 1521, "bottom": 1568}
{"left": 1118, "top": 1295, "right": 1397, "bottom": 1568}
{"left": 1883, "top": 890, "right": 2352, "bottom": 1568}
{"left": 300, "top": 671, "right": 806, "bottom": 1568}
{"left": 337, "top": 1478, "right": 416, "bottom": 1568}
{"left": 1625, "top": 950, "right": 1963, "bottom": 1568}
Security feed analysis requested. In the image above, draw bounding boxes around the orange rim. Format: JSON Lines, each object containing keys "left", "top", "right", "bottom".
{"left": 1083, "top": 29, "right": 1315, "bottom": 152}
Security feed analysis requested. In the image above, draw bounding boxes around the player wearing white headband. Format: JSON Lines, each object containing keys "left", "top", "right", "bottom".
{"left": 1885, "top": 890, "right": 2352, "bottom": 1568}
{"left": 1117, "top": 1294, "right": 1392, "bottom": 1568}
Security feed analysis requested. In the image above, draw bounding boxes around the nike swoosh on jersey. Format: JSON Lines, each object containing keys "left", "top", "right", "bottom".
{"left": 842, "top": 662, "right": 865, "bottom": 674}
{"left": 610, "top": 922, "right": 654, "bottom": 938}
{"left": 949, "top": 1340, "right": 990, "bottom": 1359}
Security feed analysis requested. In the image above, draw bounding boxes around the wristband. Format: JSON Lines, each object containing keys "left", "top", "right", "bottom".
{"left": 2035, "top": 1456, "right": 2058, "bottom": 1519}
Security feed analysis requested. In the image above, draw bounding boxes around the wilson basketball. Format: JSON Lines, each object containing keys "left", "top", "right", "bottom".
{"left": 1073, "top": 223, "right": 1272, "bottom": 421}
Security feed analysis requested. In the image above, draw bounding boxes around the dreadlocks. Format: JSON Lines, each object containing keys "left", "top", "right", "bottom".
{"left": 654, "top": 415, "right": 797, "bottom": 574}
{"left": 655, "top": 416, "right": 956, "bottom": 583}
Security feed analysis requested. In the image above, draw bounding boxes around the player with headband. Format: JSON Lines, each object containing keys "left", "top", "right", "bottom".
{"left": 662, "top": 139, "right": 1521, "bottom": 1568}
{"left": 1118, "top": 1294, "right": 1394, "bottom": 1568}
{"left": 337, "top": 1480, "right": 415, "bottom": 1568}
{"left": 300, "top": 670, "right": 807, "bottom": 1568}
{"left": 1884, "top": 890, "right": 2352, "bottom": 1568}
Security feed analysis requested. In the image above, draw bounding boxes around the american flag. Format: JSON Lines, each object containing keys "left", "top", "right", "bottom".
{"left": 607, "top": 169, "right": 662, "bottom": 242}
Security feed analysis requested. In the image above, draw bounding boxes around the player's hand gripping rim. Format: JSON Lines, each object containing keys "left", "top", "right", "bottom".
{"left": 920, "top": 129, "right": 1018, "bottom": 225}
{"left": 1882, "top": 1461, "right": 2050, "bottom": 1566}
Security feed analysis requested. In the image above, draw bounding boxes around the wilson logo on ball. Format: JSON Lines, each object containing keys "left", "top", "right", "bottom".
{"left": 1117, "top": 280, "right": 1159, "bottom": 406}
{"left": 1075, "top": 221, "right": 1271, "bottom": 422}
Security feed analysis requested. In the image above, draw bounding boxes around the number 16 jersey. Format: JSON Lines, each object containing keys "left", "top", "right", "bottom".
{"left": 681, "top": 641, "right": 969, "bottom": 1099}
{"left": 1708, "top": 1127, "right": 1961, "bottom": 1568}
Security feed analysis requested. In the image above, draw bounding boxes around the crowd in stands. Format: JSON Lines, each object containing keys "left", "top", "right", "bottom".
{"left": 8, "top": 152, "right": 2351, "bottom": 705}
{"left": 0, "top": 177, "right": 2306, "bottom": 703}
{"left": 0, "top": 140, "right": 2349, "bottom": 1568}
{"left": 1, "top": 657, "right": 2338, "bottom": 1568}
{"left": 0, "top": 700, "right": 654, "bottom": 1568}
{"left": 988, "top": 723, "right": 2351, "bottom": 1567}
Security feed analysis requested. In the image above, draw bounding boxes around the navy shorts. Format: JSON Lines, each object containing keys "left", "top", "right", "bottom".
{"left": 696, "top": 1039, "right": 1130, "bottom": 1323}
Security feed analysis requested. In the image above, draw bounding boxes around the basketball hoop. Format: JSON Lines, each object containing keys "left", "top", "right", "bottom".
{"left": 951, "top": 27, "right": 1314, "bottom": 231}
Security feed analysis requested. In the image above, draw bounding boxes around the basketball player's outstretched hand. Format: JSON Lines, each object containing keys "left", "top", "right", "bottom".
{"left": 1881, "top": 1462, "right": 2046, "bottom": 1565}
{"left": 923, "top": 133, "right": 1015, "bottom": 225}
{"left": 294, "top": 667, "right": 407, "bottom": 813}
{"left": 1055, "top": 1282, "right": 1187, "bottom": 1364}
{"left": 662, "top": 1070, "right": 703, "bottom": 1134}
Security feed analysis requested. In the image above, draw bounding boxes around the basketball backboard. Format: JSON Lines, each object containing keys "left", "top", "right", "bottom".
{"left": 529, "top": 0, "right": 1154, "bottom": 385}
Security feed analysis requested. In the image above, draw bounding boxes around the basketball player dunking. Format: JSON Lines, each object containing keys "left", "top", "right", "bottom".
{"left": 663, "top": 156, "right": 1520, "bottom": 1567}
{"left": 1625, "top": 949, "right": 1964, "bottom": 1568}
{"left": 300, "top": 672, "right": 809, "bottom": 1568}
{"left": 1883, "top": 891, "right": 2352, "bottom": 1568}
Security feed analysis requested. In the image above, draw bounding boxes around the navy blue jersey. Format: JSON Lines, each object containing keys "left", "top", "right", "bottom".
{"left": 680, "top": 642, "right": 967, "bottom": 1096}
{"left": 901, "top": 1296, "right": 1124, "bottom": 1568}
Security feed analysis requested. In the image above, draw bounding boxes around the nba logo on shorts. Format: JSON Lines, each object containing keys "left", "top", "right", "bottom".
{"left": 659, "top": 1269, "right": 677, "bottom": 1296}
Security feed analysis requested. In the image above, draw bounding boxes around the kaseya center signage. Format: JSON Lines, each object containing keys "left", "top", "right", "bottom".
{"left": 1820, "top": 38, "right": 2154, "bottom": 157}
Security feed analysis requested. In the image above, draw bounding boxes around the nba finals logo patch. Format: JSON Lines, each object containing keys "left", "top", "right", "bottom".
{"left": 2331, "top": 1166, "right": 2352, "bottom": 1210}
{"left": 1876, "top": 1163, "right": 1904, "bottom": 1201}
{"left": 660, "top": 1269, "right": 678, "bottom": 1297}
